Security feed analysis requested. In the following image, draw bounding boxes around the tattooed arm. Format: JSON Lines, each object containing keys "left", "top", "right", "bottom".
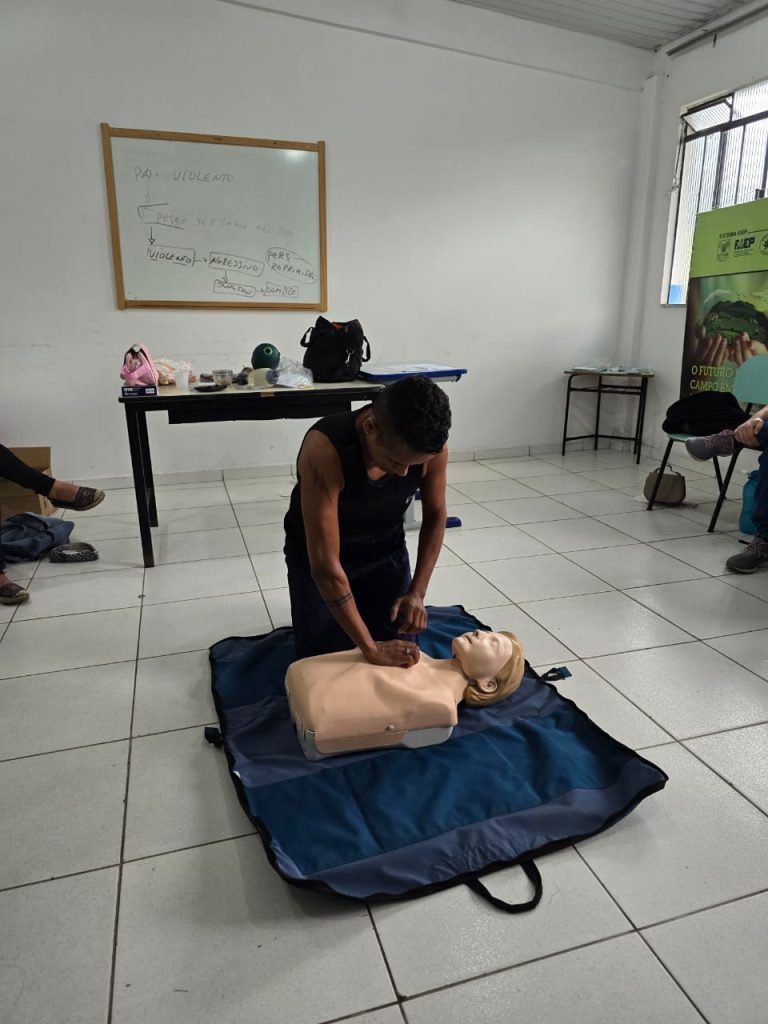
{"left": 298, "top": 431, "right": 378, "bottom": 655}
{"left": 298, "top": 432, "right": 418, "bottom": 667}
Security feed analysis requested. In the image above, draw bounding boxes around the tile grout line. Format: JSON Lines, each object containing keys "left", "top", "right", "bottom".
{"left": 571, "top": 845, "right": 716, "bottom": 1024}
{"left": 105, "top": 564, "right": 145, "bottom": 1024}
{"left": 635, "top": 930, "right": 714, "bottom": 1024}
{"left": 365, "top": 903, "right": 406, "bottom": 1006}
{"left": 223, "top": 474, "right": 287, "bottom": 630}
{"left": 677, "top": 737, "right": 768, "bottom": 822}
{"left": 393, "top": 928, "right": 637, "bottom": 1006}
{"left": 0, "top": 719, "right": 221, "bottom": 765}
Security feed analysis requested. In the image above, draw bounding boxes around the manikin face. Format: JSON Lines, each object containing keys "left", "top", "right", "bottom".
{"left": 451, "top": 631, "right": 514, "bottom": 693}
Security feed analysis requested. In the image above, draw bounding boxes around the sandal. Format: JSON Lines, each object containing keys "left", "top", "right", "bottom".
{"left": 49, "top": 542, "right": 99, "bottom": 563}
{"left": 50, "top": 486, "right": 105, "bottom": 512}
{"left": 0, "top": 581, "right": 30, "bottom": 605}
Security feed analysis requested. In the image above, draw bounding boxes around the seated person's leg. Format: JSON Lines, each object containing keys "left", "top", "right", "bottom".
{"left": 0, "top": 443, "right": 54, "bottom": 494}
{"left": 0, "top": 444, "right": 104, "bottom": 510}
{"left": 726, "top": 423, "right": 768, "bottom": 574}
{"left": 685, "top": 430, "right": 736, "bottom": 461}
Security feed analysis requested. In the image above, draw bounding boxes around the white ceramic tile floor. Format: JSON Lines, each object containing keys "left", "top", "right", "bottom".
{"left": 520, "top": 471, "right": 609, "bottom": 496}
{"left": 472, "top": 552, "right": 612, "bottom": 602}
{"left": 152, "top": 526, "right": 248, "bottom": 564}
{"left": 2, "top": 457, "right": 767, "bottom": 1023}
{"left": 481, "top": 495, "right": 583, "bottom": 524}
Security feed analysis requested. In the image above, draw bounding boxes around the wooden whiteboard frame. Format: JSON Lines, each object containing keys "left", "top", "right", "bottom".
{"left": 101, "top": 124, "right": 327, "bottom": 310}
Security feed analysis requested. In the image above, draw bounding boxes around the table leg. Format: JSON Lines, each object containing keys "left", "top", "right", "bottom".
{"left": 136, "top": 409, "right": 158, "bottom": 526}
{"left": 594, "top": 376, "right": 603, "bottom": 451}
{"left": 634, "top": 378, "right": 648, "bottom": 464}
{"left": 561, "top": 376, "right": 574, "bottom": 455}
{"left": 125, "top": 405, "right": 155, "bottom": 568}
{"left": 708, "top": 450, "right": 741, "bottom": 533}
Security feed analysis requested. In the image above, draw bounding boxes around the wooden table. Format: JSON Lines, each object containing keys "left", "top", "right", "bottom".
{"left": 120, "top": 381, "right": 385, "bottom": 567}
{"left": 561, "top": 369, "right": 654, "bottom": 464}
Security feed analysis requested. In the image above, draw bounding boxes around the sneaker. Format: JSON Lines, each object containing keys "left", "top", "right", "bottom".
{"left": 685, "top": 430, "right": 735, "bottom": 461}
{"left": 726, "top": 535, "right": 768, "bottom": 574}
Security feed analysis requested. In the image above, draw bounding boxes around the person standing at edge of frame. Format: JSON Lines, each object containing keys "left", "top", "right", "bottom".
{"left": 283, "top": 375, "right": 452, "bottom": 666}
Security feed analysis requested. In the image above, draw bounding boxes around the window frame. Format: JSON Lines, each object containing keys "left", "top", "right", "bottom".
{"left": 663, "top": 82, "right": 768, "bottom": 307}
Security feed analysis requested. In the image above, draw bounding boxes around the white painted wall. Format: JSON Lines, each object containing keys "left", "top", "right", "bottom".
{"left": 631, "top": 13, "right": 768, "bottom": 453}
{"left": 0, "top": 0, "right": 649, "bottom": 482}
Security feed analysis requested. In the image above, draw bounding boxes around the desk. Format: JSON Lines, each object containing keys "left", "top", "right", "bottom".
{"left": 120, "top": 381, "right": 385, "bottom": 568}
{"left": 561, "top": 369, "right": 654, "bottom": 464}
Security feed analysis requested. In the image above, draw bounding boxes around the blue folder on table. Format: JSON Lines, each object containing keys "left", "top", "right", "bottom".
{"left": 358, "top": 363, "right": 467, "bottom": 382}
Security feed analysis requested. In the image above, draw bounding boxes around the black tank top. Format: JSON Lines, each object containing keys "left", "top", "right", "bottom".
{"left": 283, "top": 408, "right": 422, "bottom": 568}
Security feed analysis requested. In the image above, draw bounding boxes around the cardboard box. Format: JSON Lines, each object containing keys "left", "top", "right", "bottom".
{"left": 0, "top": 446, "right": 55, "bottom": 521}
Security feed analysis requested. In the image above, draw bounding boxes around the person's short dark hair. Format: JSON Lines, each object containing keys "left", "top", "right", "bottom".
{"left": 372, "top": 376, "right": 451, "bottom": 454}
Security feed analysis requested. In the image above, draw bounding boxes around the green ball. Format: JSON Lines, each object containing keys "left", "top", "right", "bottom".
{"left": 251, "top": 343, "right": 280, "bottom": 369}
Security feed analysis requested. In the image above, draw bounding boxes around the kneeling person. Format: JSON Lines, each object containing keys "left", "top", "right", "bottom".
{"left": 284, "top": 376, "right": 451, "bottom": 664}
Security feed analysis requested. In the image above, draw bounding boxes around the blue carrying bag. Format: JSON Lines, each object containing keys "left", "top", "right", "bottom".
{"left": 0, "top": 513, "right": 74, "bottom": 564}
{"left": 206, "top": 606, "right": 667, "bottom": 910}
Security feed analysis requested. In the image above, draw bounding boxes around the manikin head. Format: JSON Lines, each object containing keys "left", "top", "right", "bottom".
{"left": 360, "top": 376, "right": 452, "bottom": 477}
{"left": 451, "top": 630, "right": 525, "bottom": 706}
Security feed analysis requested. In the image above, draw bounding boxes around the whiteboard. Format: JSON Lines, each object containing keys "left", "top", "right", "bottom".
{"left": 101, "top": 125, "right": 327, "bottom": 309}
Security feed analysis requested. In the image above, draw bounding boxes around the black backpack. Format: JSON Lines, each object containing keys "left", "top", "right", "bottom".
{"left": 662, "top": 392, "right": 748, "bottom": 435}
{"left": 300, "top": 318, "right": 371, "bottom": 383}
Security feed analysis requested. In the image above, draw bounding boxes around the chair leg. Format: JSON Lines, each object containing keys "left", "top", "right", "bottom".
{"left": 647, "top": 438, "right": 674, "bottom": 511}
{"left": 708, "top": 450, "right": 741, "bottom": 533}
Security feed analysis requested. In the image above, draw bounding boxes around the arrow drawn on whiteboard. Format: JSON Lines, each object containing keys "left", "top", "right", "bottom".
{"left": 145, "top": 187, "right": 153, "bottom": 203}
{"left": 148, "top": 228, "right": 155, "bottom": 245}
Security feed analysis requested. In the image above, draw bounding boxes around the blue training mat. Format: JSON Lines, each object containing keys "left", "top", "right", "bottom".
{"left": 208, "top": 606, "right": 667, "bottom": 907}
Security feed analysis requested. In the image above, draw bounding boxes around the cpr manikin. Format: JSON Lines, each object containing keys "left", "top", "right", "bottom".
{"left": 285, "top": 630, "right": 524, "bottom": 760}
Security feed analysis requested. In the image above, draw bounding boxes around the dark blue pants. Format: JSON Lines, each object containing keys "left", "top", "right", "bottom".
{"left": 753, "top": 422, "right": 768, "bottom": 537}
{"left": 286, "top": 545, "right": 417, "bottom": 659}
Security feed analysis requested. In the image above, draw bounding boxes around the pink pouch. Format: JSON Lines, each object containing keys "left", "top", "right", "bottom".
{"left": 121, "top": 345, "right": 159, "bottom": 386}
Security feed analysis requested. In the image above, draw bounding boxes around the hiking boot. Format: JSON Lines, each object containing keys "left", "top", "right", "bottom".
{"left": 726, "top": 535, "right": 768, "bottom": 574}
{"left": 685, "top": 430, "right": 735, "bottom": 461}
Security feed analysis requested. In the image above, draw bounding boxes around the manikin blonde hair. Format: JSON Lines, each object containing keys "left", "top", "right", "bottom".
{"left": 462, "top": 631, "right": 525, "bottom": 707}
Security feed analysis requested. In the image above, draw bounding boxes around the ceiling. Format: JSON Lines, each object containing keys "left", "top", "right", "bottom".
{"left": 446, "top": 0, "right": 755, "bottom": 50}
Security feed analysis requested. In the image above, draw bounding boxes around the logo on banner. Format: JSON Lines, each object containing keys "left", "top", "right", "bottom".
{"left": 717, "top": 239, "right": 731, "bottom": 262}
{"left": 734, "top": 235, "right": 756, "bottom": 255}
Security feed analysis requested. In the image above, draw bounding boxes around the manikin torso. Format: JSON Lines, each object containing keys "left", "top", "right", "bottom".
{"left": 286, "top": 650, "right": 469, "bottom": 751}
{"left": 285, "top": 631, "right": 517, "bottom": 758}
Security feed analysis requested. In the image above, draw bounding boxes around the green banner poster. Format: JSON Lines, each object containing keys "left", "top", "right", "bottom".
{"left": 681, "top": 198, "right": 768, "bottom": 396}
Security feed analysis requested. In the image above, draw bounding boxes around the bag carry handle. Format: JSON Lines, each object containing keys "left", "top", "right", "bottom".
{"left": 466, "top": 860, "right": 542, "bottom": 913}
{"left": 300, "top": 326, "right": 313, "bottom": 348}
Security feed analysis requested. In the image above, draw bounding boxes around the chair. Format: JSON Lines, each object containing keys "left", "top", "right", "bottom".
{"left": 647, "top": 356, "right": 768, "bottom": 532}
